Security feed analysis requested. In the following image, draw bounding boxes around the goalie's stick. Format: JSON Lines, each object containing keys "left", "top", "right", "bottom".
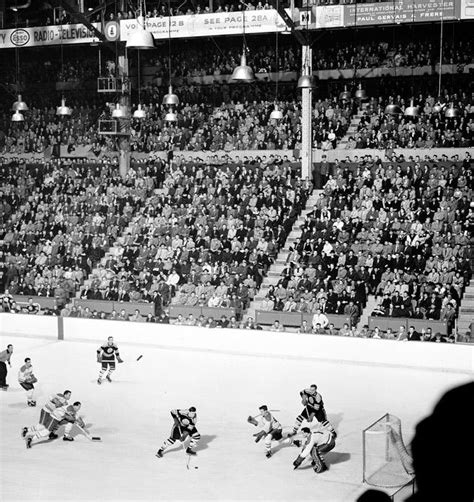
{"left": 75, "top": 423, "right": 102, "bottom": 442}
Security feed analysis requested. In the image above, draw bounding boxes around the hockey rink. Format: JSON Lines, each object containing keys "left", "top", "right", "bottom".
{"left": 0, "top": 333, "right": 471, "bottom": 502}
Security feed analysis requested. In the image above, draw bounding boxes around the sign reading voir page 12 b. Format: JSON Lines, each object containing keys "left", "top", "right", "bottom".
{"left": 120, "top": 10, "right": 287, "bottom": 41}
{"left": 0, "top": 23, "right": 101, "bottom": 49}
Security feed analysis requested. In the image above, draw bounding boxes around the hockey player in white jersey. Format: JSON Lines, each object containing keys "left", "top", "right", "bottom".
{"left": 292, "top": 421, "right": 337, "bottom": 473}
{"left": 18, "top": 357, "right": 37, "bottom": 407}
{"left": 39, "top": 390, "right": 72, "bottom": 426}
{"left": 247, "top": 405, "right": 299, "bottom": 458}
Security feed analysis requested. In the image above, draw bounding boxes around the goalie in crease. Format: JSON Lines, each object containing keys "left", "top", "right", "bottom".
{"left": 18, "top": 357, "right": 37, "bottom": 407}
{"left": 247, "top": 405, "right": 299, "bottom": 458}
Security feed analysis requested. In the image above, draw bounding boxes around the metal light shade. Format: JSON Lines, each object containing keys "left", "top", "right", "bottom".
{"left": 432, "top": 102, "right": 444, "bottom": 114}
{"left": 162, "top": 85, "right": 179, "bottom": 106}
{"left": 56, "top": 98, "right": 72, "bottom": 116}
{"left": 11, "top": 111, "right": 24, "bottom": 122}
{"left": 297, "top": 74, "right": 313, "bottom": 90}
{"left": 112, "top": 103, "right": 127, "bottom": 118}
{"left": 12, "top": 94, "right": 28, "bottom": 112}
{"left": 444, "top": 104, "right": 460, "bottom": 118}
{"left": 231, "top": 53, "right": 255, "bottom": 83}
{"left": 385, "top": 103, "right": 402, "bottom": 115}
{"left": 354, "top": 84, "right": 367, "bottom": 100}
{"left": 126, "top": 16, "right": 155, "bottom": 49}
{"left": 269, "top": 104, "right": 283, "bottom": 120}
{"left": 133, "top": 104, "right": 147, "bottom": 119}
{"left": 339, "top": 86, "right": 351, "bottom": 101}
{"left": 404, "top": 100, "right": 419, "bottom": 117}
{"left": 164, "top": 109, "right": 177, "bottom": 122}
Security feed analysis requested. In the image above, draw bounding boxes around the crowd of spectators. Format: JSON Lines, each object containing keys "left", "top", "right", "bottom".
{"left": 78, "top": 154, "right": 311, "bottom": 315}
{"left": 0, "top": 157, "right": 166, "bottom": 307}
{"left": 260, "top": 152, "right": 472, "bottom": 335}
{"left": 349, "top": 91, "right": 473, "bottom": 149}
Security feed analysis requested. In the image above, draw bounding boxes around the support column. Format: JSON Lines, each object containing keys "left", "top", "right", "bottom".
{"left": 118, "top": 51, "right": 130, "bottom": 179}
{"left": 300, "top": 45, "right": 312, "bottom": 180}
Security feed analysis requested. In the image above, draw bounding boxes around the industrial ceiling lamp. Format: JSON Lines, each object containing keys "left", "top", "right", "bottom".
{"left": 404, "top": 99, "right": 420, "bottom": 117}
{"left": 354, "top": 83, "right": 367, "bottom": 101}
{"left": 297, "top": 2, "right": 313, "bottom": 90}
{"left": 444, "top": 103, "right": 460, "bottom": 118}
{"left": 12, "top": 94, "right": 28, "bottom": 112}
{"left": 133, "top": 103, "right": 147, "bottom": 119}
{"left": 339, "top": 85, "right": 351, "bottom": 102}
{"left": 231, "top": 9, "right": 254, "bottom": 83}
{"left": 164, "top": 108, "right": 177, "bottom": 122}
{"left": 162, "top": 0, "right": 179, "bottom": 107}
{"left": 112, "top": 103, "right": 128, "bottom": 118}
{"left": 269, "top": 14, "right": 283, "bottom": 121}
{"left": 432, "top": 102, "right": 445, "bottom": 114}
{"left": 11, "top": 110, "right": 24, "bottom": 122}
{"left": 126, "top": 0, "right": 155, "bottom": 51}
{"left": 56, "top": 97, "right": 72, "bottom": 116}
{"left": 384, "top": 103, "right": 402, "bottom": 115}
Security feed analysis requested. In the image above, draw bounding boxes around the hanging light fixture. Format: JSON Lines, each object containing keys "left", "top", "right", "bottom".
{"left": 133, "top": 104, "right": 147, "bottom": 119}
{"left": 444, "top": 103, "right": 460, "bottom": 118}
{"left": 269, "top": 13, "right": 283, "bottom": 121}
{"left": 162, "top": 0, "right": 179, "bottom": 111}
{"left": 404, "top": 99, "right": 419, "bottom": 117}
{"left": 231, "top": 9, "right": 254, "bottom": 83}
{"left": 432, "top": 102, "right": 445, "bottom": 114}
{"left": 112, "top": 103, "right": 128, "bottom": 118}
{"left": 354, "top": 83, "right": 367, "bottom": 100}
{"left": 126, "top": 1, "right": 155, "bottom": 51}
{"left": 339, "top": 85, "right": 351, "bottom": 102}
{"left": 164, "top": 108, "right": 177, "bottom": 122}
{"left": 270, "top": 104, "right": 283, "bottom": 120}
{"left": 11, "top": 110, "right": 24, "bottom": 122}
{"left": 385, "top": 103, "right": 402, "bottom": 115}
{"left": 12, "top": 94, "right": 28, "bottom": 112}
{"left": 56, "top": 97, "right": 72, "bottom": 116}
{"left": 297, "top": 68, "right": 313, "bottom": 90}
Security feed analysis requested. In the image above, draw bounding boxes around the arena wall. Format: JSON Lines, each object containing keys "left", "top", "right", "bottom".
{"left": 1, "top": 314, "right": 472, "bottom": 374}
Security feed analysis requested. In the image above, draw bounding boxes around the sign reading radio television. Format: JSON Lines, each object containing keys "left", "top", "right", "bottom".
{"left": 343, "top": 0, "right": 458, "bottom": 26}
{"left": 0, "top": 23, "right": 101, "bottom": 48}
{"left": 120, "top": 9, "right": 287, "bottom": 41}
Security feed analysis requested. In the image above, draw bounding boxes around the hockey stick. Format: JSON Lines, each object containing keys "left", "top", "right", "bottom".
{"left": 175, "top": 422, "right": 191, "bottom": 470}
{"left": 75, "top": 424, "right": 102, "bottom": 442}
{"left": 251, "top": 409, "right": 281, "bottom": 419}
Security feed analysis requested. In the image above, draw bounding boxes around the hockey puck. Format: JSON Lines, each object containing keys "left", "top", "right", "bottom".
{"left": 136, "top": 355, "right": 143, "bottom": 361}
{"left": 194, "top": 467, "right": 199, "bottom": 469}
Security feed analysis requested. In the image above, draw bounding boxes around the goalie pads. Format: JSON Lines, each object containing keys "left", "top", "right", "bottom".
{"left": 247, "top": 415, "right": 258, "bottom": 426}
{"left": 253, "top": 431, "right": 267, "bottom": 443}
{"left": 310, "top": 447, "right": 328, "bottom": 473}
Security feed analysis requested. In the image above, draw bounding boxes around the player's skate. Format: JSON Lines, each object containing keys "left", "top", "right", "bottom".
{"left": 265, "top": 451, "right": 272, "bottom": 458}
{"left": 106, "top": 375, "right": 112, "bottom": 383}
{"left": 186, "top": 447, "right": 197, "bottom": 456}
{"left": 21, "top": 427, "right": 28, "bottom": 438}
{"left": 63, "top": 435, "right": 74, "bottom": 441}
{"left": 97, "top": 378, "right": 102, "bottom": 385}
{"left": 27, "top": 400, "right": 36, "bottom": 407}
{"left": 155, "top": 449, "right": 164, "bottom": 458}
{"left": 49, "top": 432, "right": 58, "bottom": 440}
{"left": 26, "top": 437, "right": 32, "bottom": 449}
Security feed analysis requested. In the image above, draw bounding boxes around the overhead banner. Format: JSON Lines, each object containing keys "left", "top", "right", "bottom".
{"left": 460, "top": 0, "right": 474, "bottom": 19}
{"left": 0, "top": 23, "right": 101, "bottom": 49}
{"left": 344, "top": 0, "right": 458, "bottom": 26}
{"left": 120, "top": 10, "right": 287, "bottom": 41}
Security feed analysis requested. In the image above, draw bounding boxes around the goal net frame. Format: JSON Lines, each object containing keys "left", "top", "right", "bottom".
{"left": 362, "top": 413, "right": 415, "bottom": 488}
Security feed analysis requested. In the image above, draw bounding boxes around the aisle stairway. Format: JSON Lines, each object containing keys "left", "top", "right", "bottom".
{"left": 457, "top": 279, "right": 474, "bottom": 340}
{"left": 244, "top": 189, "right": 322, "bottom": 321}
{"left": 337, "top": 112, "right": 363, "bottom": 149}
{"left": 357, "top": 294, "right": 378, "bottom": 330}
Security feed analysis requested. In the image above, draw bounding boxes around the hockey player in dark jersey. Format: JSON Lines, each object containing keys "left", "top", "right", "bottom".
{"left": 156, "top": 407, "right": 200, "bottom": 458}
{"left": 292, "top": 421, "right": 337, "bottom": 473}
{"left": 290, "top": 384, "right": 327, "bottom": 435}
{"left": 97, "top": 336, "right": 123, "bottom": 385}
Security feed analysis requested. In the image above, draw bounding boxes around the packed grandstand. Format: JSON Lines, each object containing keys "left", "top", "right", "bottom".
{"left": 0, "top": 0, "right": 472, "bottom": 343}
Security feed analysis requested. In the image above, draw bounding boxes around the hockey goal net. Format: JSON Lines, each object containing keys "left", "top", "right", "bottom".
{"left": 363, "top": 413, "right": 414, "bottom": 488}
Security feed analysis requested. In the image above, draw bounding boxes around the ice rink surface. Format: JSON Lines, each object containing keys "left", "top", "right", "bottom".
{"left": 0, "top": 334, "right": 470, "bottom": 502}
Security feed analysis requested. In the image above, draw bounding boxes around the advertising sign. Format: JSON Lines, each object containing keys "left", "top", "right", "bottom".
{"left": 460, "top": 0, "right": 474, "bottom": 19}
{"left": 120, "top": 10, "right": 287, "bottom": 41}
{"left": 0, "top": 23, "right": 101, "bottom": 49}
{"left": 344, "top": 0, "right": 457, "bottom": 26}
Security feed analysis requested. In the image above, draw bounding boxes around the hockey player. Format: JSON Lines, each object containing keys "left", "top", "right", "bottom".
{"left": 156, "top": 407, "right": 200, "bottom": 458}
{"left": 22, "top": 401, "right": 83, "bottom": 448}
{"left": 18, "top": 357, "right": 37, "bottom": 406}
{"left": 97, "top": 336, "right": 123, "bottom": 385}
{"left": 39, "top": 390, "right": 72, "bottom": 426}
{"left": 292, "top": 421, "right": 337, "bottom": 473}
{"left": 290, "top": 384, "right": 327, "bottom": 435}
{"left": 247, "top": 405, "right": 299, "bottom": 458}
